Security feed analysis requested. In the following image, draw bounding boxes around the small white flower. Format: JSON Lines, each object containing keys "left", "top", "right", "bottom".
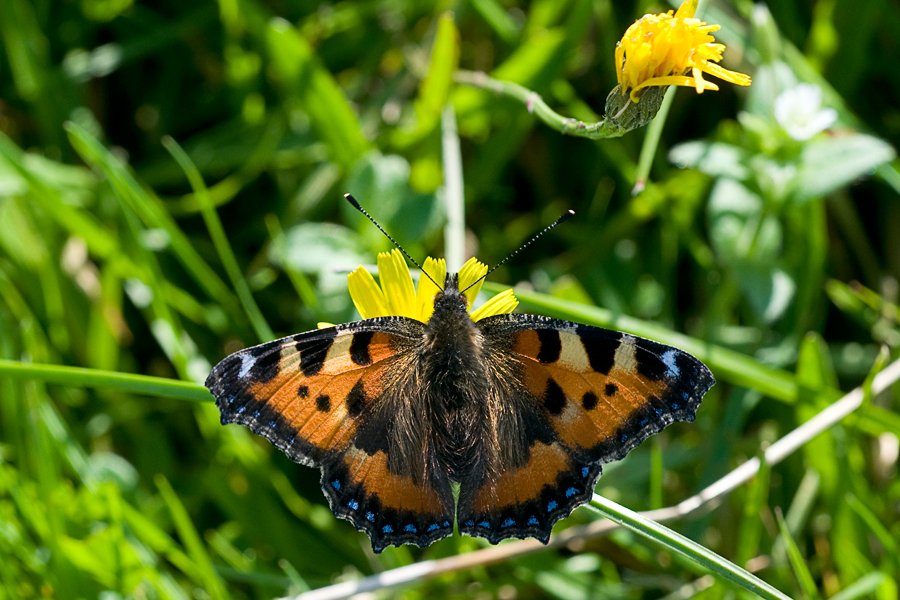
{"left": 774, "top": 83, "right": 837, "bottom": 141}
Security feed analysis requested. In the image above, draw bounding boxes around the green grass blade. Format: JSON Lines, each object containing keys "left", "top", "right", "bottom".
{"left": 264, "top": 19, "right": 369, "bottom": 171}
{"left": 63, "top": 122, "right": 243, "bottom": 316}
{"left": 586, "top": 494, "right": 791, "bottom": 600}
{"left": 775, "top": 509, "right": 822, "bottom": 600}
{"left": 156, "top": 474, "right": 232, "bottom": 600}
{"left": 0, "top": 359, "right": 211, "bottom": 402}
{"left": 162, "top": 135, "right": 274, "bottom": 343}
{"left": 845, "top": 493, "right": 900, "bottom": 571}
{"left": 828, "top": 572, "right": 889, "bottom": 600}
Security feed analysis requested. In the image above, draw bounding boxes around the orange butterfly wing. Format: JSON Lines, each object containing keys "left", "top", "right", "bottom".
{"left": 206, "top": 318, "right": 455, "bottom": 552}
{"left": 456, "top": 314, "right": 714, "bottom": 543}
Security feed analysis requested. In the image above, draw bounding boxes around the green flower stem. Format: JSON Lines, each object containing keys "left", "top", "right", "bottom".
{"left": 586, "top": 495, "right": 791, "bottom": 600}
{"left": 454, "top": 70, "right": 623, "bottom": 139}
{"left": 0, "top": 359, "right": 212, "bottom": 402}
{"left": 633, "top": 86, "right": 676, "bottom": 192}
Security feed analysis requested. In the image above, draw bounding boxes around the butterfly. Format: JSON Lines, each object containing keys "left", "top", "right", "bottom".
{"left": 205, "top": 201, "right": 715, "bottom": 553}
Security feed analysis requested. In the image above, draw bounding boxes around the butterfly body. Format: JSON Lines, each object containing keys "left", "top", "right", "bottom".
{"left": 207, "top": 274, "right": 714, "bottom": 552}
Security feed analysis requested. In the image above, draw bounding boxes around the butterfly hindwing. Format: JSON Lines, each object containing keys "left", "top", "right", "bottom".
{"left": 457, "top": 438, "right": 602, "bottom": 543}
{"left": 322, "top": 445, "right": 454, "bottom": 552}
{"left": 455, "top": 313, "right": 714, "bottom": 543}
{"left": 206, "top": 317, "right": 455, "bottom": 551}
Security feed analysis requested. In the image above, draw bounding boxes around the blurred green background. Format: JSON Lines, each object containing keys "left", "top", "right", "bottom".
{"left": 1, "top": 0, "right": 899, "bottom": 598}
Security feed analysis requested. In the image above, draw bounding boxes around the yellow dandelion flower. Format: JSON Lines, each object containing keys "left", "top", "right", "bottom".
{"left": 616, "top": 0, "right": 751, "bottom": 103}
{"left": 346, "top": 249, "right": 518, "bottom": 323}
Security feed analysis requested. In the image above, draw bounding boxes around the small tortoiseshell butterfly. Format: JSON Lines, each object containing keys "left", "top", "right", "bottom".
{"left": 206, "top": 197, "right": 714, "bottom": 553}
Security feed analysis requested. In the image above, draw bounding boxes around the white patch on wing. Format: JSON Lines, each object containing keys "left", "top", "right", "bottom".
{"left": 558, "top": 332, "right": 590, "bottom": 372}
{"left": 613, "top": 336, "right": 637, "bottom": 370}
{"left": 662, "top": 349, "right": 680, "bottom": 379}
{"left": 321, "top": 334, "right": 355, "bottom": 373}
{"left": 238, "top": 353, "right": 256, "bottom": 379}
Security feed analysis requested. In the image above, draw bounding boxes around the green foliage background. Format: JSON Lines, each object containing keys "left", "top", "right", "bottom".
{"left": 1, "top": 0, "right": 899, "bottom": 598}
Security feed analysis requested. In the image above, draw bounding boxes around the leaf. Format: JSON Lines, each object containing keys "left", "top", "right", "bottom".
{"left": 343, "top": 152, "right": 441, "bottom": 247}
{"left": 795, "top": 134, "right": 896, "bottom": 203}
{"left": 707, "top": 178, "right": 782, "bottom": 262}
{"left": 399, "top": 12, "right": 459, "bottom": 144}
{"left": 273, "top": 222, "right": 365, "bottom": 277}
{"left": 732, "top": 262, "right": 796, "bottom": 323}
{"left": 669, "top": 141, "right": 751, "bottom": 181}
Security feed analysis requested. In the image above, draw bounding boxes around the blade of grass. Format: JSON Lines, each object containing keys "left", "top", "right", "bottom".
{"left": 155, "top": 474, "right": 231, "bottom": 600}
{"left": 585, "top": 494, "right": 790, "bottom": 600}
{"left": 735, "top": 454, "right": 771, "bottom": 568}
{"left": 442, "top": 103, "right": 465, "bottom": 272}
{"left": 828, "top": 572, "right": 889, "bottom": 600}
{"left": 649, "top": 439, "right": 663, "bottom": 510}
{"left": 775, "top": 508, "right": 822, "bottom": 600}
{"left": 844, "top": 493, "right": 900, "bottom": 572}
{"left": 117, "top": 198, "right": 195, "bottom": 380}
{"left": 162, "top": 136, "right": 274, "bottom": 343}
{"left": 264, "top": 18, "right": 369, "bottom": 171}
{"left": 63, "top": 122, "right": 246, "bottom": 328}
{"left": 264, "top": 214, "right": 318, "bottom": 312}
{"left": 0, "top": 359, "right": 211, "bottom": 402}
{"left": 773, "top": 469, "right": 820, "bottom": 567}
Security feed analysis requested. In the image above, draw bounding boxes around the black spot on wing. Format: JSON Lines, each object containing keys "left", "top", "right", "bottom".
{"left": 350, "top": 331, "right": 374, "bottom": 366}
{"left": 353, "top": 412, "right": 391, "bottom": 456}
{"left": 581, "top": 391, "right": 598, "bottom": 410}
{"left": 346, "top": 378, "right": 369, "bottom": 417}
{"left": 604, "top": 383, "right": 618, "bottom": 397}
{"left": 296, "top": 329, "right": 337, "bottom": 377}
{"left": 297, "top": 385, "right": 309, "bottom": 398}
{"left": 316, "top": 394, "right": 331, "bottom": 412}
{"left": 543, "top": 378, "right": 567, "bottom": 415}
{"left": 579, "top": 328, "right": 619, "bottom": 375}
{"left": 536, "top": 329, "right": 562, "bottom": 363}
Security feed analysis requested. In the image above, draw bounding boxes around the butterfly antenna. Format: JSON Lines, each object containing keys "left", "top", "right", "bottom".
{"left": 460, "top": 209, "right": 575, "bottom": 294}
{"left": 344, "top": 193, "right": 442, "bottom": 290}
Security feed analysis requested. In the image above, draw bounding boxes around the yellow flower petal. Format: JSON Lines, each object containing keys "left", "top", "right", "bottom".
{"left": 377, "top": 249, "right": 418, "bottom": 319}
{"left": 345, "top": 252, "right": 518, "bottom": 323}
{"left": 675, "top": 0, "right": 697, "bottom": 18}
{"left": 458, "top": 257, "right": 488, "bottom": 309}
{"left": 469, "top": 289, "right": 519, "bottom": 322}
{"left": 416, "top": 257, "right": 446, "bottom": 322}
{"left": 347, "top": 266, "right": 390, "bottom": 319}
{"left": 616, "top": 0, "right": 750, "bottom": 102}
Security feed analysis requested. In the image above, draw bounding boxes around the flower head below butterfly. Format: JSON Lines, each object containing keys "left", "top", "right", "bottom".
{"left": 347, "top": 249, "right": 519, "bottom": 323}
